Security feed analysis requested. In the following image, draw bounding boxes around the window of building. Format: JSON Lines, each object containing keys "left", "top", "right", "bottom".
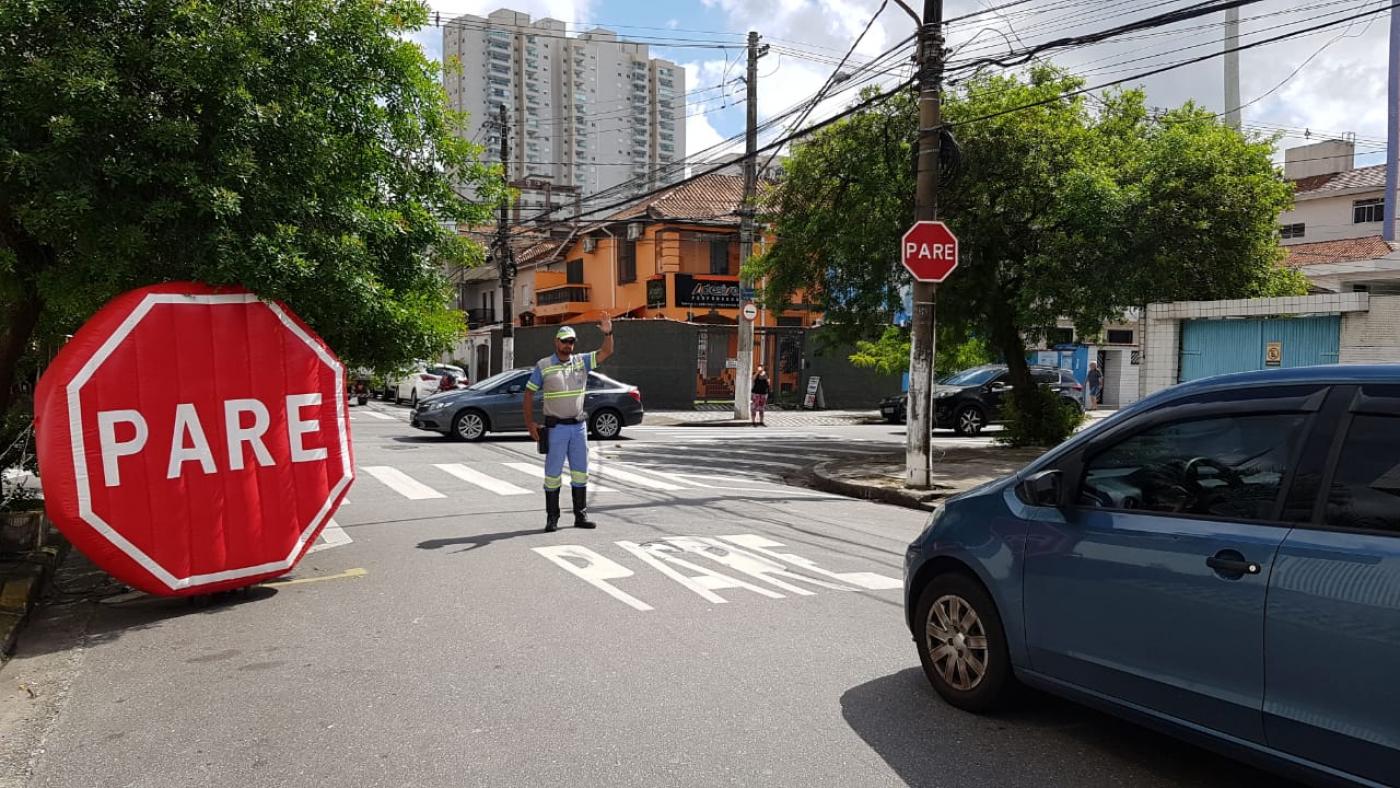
{"left": 1325, "top": 414, "right": 1400, "bottom": 534}
{"left": 1045, "top": 327, "right": 1074, "bottom": 346}
{"left": 1106, "top": 329, "right": 1134, "bottom": 344}
{"left": 1280, "top": 223, "right": 1306, "bottom": 239}
{"left": 566, "top": 258, "right": 584, "bottom": 284}
{"left": 1354, "top": 198, "right": 1385, "bottom": 224}
{"left": 709, "top": 240, "right": 730, "bottom": 275}
{"left": 1081, "top": 412, "right": 1307, "bottom": 520}
{"left": 618, "top": 239, "right": 637, "bottom": 283}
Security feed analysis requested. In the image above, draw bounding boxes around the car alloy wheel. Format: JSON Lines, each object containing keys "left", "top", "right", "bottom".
{"left": 454, "top": 410, "right": 486, "bottom": 441}
{"left": 956, "top": 406, "right": 985, "bottom": 436}
{"left": 591, "top": 409, "right": 622, "bottom": 439}
{"left": 926, "top": 594, "right": 989, "bottom": 691}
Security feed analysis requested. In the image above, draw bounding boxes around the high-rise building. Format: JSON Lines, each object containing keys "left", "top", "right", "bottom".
{"left": 443, "top": 9, "right": 687, "bottom": 218}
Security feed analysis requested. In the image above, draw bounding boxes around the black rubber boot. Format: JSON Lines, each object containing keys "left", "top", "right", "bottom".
{"left": 544, "top": 490, "right": 561, "bottom": 532}
{"left": 571, "top": 487, "right": 597, "bottom": 529}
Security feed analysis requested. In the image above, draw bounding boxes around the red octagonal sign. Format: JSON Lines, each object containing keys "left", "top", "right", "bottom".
{"left": 34, "top": 283, "right": 353, "bottom": 596}
{"left": 902, "top": 220, "right": 959, "bottom": 283}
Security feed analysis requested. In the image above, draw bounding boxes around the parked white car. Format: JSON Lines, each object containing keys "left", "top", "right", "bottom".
{"left": 383, "top": 363, "right": 466, "bottom": 407}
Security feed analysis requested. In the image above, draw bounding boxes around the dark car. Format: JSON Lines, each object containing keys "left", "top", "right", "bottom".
{"left": 879, "top": 365, "right": 1084, "bottom": 435}
{"left": 903, "top": 365, "right": 1400, "bottom": 786}
{"left": 410, "top": 368, "right": 644, "bottom": 441}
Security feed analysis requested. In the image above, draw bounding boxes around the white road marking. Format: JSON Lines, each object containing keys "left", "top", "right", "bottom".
{"left": 502, "top": 462, "right": 616, "bottom": 492}
{"left": 719, "top": 534, "right": 902, "bottom": 590}
{"left": 308, "top": 519, "right": 352, "bottom": 553}
{"left": 360, "top": 410, "right": 396, "bottom": 421}
{"left": 587, "top": 463, "right": 685, "bottom": 491}
{"left": 434, "top": 463, "right": 531, "bottom": 496}
{"left": 532, "top": 546, "right": 654, "bottom": 611}
{"left": 362, "top": 466, "right": 446, "bottom": 500}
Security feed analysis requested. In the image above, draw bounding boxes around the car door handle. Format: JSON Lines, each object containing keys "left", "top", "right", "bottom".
{"left": 1206, "top": 553, "right": 1261, "bottom": 577}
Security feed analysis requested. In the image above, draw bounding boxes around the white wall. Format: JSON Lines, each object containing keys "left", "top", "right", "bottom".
{"left": 1341, "top": 295, "right": 1400, "bottom": 364}
{"left": 1280, "top": 190, "right": 1393, "bottom": 246}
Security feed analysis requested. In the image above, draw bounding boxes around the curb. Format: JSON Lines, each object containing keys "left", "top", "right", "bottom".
{"left": 802, "top": 461, "right": 943, "bottom": 512}
{"left": 0, "top": 546, "right": 64, "bottom": 658}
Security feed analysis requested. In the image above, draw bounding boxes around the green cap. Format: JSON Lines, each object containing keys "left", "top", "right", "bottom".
{"left": 555, "top": 326, "right": 577, "bottom": 340}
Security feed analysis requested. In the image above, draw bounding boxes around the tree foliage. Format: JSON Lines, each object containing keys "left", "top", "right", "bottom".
{"left": 0, "top": 0, "right": 500, "bottom": 415}
{"left": 850, "top": 326, "right": 991, "bottom": 378}
{"left": 754, "top": 67, "right": 1296, "bottom": 444}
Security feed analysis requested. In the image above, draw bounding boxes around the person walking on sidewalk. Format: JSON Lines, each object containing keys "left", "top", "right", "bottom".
{"left": 523, "top": 318, "right": 615, "bottom": 532}
{"left": 1086, "top": 361, "right": 1103, "bottom": 411}
{"left": 751, "top": 366, "right": 771, "bottom": 427}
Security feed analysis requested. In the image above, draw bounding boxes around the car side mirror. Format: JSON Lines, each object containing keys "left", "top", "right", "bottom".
{"left": 989, "top": 382, "right": 1010, "bottom": 393}
{"left": 1017, "top": 470, "right": 1064, "bottom": 507}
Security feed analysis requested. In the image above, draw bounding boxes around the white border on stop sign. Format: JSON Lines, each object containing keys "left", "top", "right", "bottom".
{"left": 63, "top": 292, "right": 352, "bottom": 591}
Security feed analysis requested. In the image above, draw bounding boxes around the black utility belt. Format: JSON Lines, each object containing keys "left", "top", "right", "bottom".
{"left": 545, "top": 416, "right": 585, "bottom": 426}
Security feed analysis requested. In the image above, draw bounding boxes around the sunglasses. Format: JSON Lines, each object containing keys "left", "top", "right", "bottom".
{"left": 558, "top": 338, "right": 576, "bottom": 345}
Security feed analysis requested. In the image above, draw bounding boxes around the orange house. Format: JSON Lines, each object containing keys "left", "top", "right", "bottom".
{"left": 512, "top": 174, "right": 817, "bottom": 397}
{"left": 515, "top": 173, "right": 816, "bottom": 326}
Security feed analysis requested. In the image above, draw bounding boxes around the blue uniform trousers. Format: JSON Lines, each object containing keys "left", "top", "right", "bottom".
{"left": 543, "top": 421, "right": 589, "bottom": 491}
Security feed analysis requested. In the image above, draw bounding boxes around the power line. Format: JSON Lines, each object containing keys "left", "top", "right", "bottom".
{"left": 945, "top": 0, "right": 1400, "bottom": 129}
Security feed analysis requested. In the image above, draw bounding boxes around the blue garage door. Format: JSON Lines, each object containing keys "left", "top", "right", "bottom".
{"left": 1179, "top": 316, "right": 1340, "bottom": 383}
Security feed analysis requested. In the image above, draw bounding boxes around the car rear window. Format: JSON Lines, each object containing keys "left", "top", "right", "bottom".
{"left": 1325, "top": 414, "right": 1400, "bottom": 534}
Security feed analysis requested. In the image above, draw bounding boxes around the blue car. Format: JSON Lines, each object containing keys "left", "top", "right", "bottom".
{"left": 904, "top": 366, "right": 1400, "bottom": 786}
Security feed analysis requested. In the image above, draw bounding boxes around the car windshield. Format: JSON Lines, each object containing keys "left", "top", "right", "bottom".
{"left": 466, "top": 370, "right": 521, "bottom": 391}
{"left": 943, "top": 368, "right": 1002, "bottom": 387}
{"left": 427, "top": 365, "right": 464, "bottom": 378}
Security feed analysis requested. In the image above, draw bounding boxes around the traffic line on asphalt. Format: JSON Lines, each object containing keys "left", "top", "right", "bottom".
{"left": 585, "top": 455, "right": 685, "bottom": 490}
{"left": 264, "top": 567, "right": 367, "bottom": 587}
{"left": 362, "top": 466, "right": 447, "bottom": 500}
{"left": 502, "top": 462, "right": 616, "bottom": 492}
{"left": 434, "top": 463, "right": 532, "bottom": 496}
{"left": 308, "top": 519, "right": 353, "bottom": 553}
{"left": 359, "top": 410, "right": 397, "bottom": 421}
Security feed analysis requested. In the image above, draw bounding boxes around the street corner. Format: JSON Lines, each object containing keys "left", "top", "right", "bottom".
{"left": 805, "top": 445, "right": 1046, "bottom": 510}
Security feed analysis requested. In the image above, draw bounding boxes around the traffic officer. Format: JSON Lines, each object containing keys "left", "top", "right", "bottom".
{"left": 523, "top": 317, "right": 614, "bottom": 532}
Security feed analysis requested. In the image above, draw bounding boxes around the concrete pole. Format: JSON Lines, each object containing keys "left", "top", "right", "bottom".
{"left": 734, "top": 31, "right": 761, "bottom": 420}
{"left": 497, "top": 103, "right": 516, "bottom": 370}
{"left": 906, "top": 0, "right": 943, "bottom": 489}
{"left": 1224, "top": 6, "right": 1242, "bottom": 130}
{"left": 1385, "top": 2, "right": 1399, "bottom": 243}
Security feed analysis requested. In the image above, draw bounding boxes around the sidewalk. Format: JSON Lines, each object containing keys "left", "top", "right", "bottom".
{"left": 804, "top": 410, "right": 1117, "bottom": 510}
{"left": 645, "top": 409, "right": 882, "bottom": 427}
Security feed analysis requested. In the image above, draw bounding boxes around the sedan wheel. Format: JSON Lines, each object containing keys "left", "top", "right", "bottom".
{"left": 954, "top": 405, "right": 985, "bottom": 436}
{"left": 590, "top": 409, "right": 622, "bottom": 440}
{"left": 452, "top": 410, "right": 487, "bottom": 442}
{"left": 915, "top": 573, "right": 1016, "bottom": 712}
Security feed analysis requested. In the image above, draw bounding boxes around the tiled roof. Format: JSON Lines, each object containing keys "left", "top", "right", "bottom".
{"left": 609, "top": 173, "right": 746, "bottom": 223}
{"left": 1292, "top": 164, "right": 1386, "bottom": 196}
{"left": 1282, "top": 235, "right": 1395, "bottom": 267}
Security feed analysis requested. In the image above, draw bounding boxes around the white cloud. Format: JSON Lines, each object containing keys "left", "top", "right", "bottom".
{"left": 688, "top": 112, "right": 731, "bottom": 159}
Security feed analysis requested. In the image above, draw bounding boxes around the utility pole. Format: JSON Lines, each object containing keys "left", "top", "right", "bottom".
{"left": 734, "top": 30, "right": 767, "bottom": 420}
{"left": 495, "top": 103, "right": 516, "bottom": 371}
{"left": 1223, "top": 6, "right": 1242, "bottom": 130}
{"left": 1385, "top": 2, "right": 1399, "bottom": 243}
{"left": 905, "top": 0, "right": 943, "bottom": 488}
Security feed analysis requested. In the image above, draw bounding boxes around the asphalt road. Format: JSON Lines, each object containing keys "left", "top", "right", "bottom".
{"left": 1, "top": 403, "right": 1288, "bottom": 787}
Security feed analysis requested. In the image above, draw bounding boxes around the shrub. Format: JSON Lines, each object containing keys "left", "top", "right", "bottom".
{"left": 997, "top": 385, "right": 1085, "bottom": 448}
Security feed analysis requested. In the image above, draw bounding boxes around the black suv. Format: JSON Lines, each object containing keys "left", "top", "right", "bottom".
{"left": 879, "top": 364, "right": 1085, "bottom": 435}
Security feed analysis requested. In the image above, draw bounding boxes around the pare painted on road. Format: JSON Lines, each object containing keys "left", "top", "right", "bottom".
{"left": 533, "top": 534, "right": 901, "bottom": 612}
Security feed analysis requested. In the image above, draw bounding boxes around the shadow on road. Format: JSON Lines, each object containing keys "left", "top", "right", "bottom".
{"left": 840, "top": 668, "right": 1292, "bottom": 788}
{"left": 416, "top": 528, "right": 543, "bottom": 553}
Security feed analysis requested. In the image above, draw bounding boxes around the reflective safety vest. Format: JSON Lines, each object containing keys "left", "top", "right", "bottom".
{"left": 526, "top": 351, "right": 595, "bottom": 420}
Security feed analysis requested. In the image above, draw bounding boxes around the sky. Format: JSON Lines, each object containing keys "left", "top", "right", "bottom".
{"left": 410, "top": 0, "right": 1394, "bottom": 168}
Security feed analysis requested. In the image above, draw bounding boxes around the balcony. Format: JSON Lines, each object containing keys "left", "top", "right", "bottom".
{"left": 466, "top": 307, "right": 498, "bottom": 327}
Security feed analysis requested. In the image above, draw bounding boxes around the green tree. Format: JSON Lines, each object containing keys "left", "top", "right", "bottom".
{"left": 0, "top": 0, "right": 500, "bottom": 417}
{"left": 754, "top": 68, "right": 1296, "bottom": 444}
{"left": 850, "top": 326, "right": 990, "bottom": 378}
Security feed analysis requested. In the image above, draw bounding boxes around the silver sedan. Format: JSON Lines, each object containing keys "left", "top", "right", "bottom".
{"left": 408, "top": 368, "right": 645, "bottom": 441}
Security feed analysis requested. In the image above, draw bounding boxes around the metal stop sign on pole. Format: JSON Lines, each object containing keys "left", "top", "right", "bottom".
{"left": 902, "top": 221, "right": 959, "bottom": 283}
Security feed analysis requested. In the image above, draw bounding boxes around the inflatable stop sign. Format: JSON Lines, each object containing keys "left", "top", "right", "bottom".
{"left": 34, "top": 283, "right": 354, "bottom": 596}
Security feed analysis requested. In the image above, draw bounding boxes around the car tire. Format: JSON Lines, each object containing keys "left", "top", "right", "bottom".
{"left": 915, "top": 572, "right": 1017, "bottom": 713}
{"left": 451, "top": 409, "right": 488, "bottom": 442}
{"left": 589, "top": 408, "right": 623, "bottom": 440}
{"left": 357, "top": 396, "right": 369, "bottom": 406}
{"left": 953, "top": 404, "right": 986, "bottom": 436}
{"left": 410, "top": 389, "right": 419, "bottom": 409}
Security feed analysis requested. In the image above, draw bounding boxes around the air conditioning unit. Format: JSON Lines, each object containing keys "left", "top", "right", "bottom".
{"left": 627, "top": 223, "right": 643, "bottom": 241}
{"left": 583, "top": 236, "right": 597, "bottom": 253}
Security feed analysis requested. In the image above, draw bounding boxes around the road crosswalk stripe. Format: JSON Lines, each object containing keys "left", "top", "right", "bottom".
{"left": 308, "top": 519, "right": 353, "bottom": 553}
{"left": 362, "top": 466, "right": 446, "bottom": 500}
{"left": 502, "top": 462, "right": 616, "bottom": 492}
{"left": 434, "top": 463, "right": 531, "bottom": 496}
{"left": 590, "top": 464, "right": 685, "bottom": 491}
{"left": 360, "top": 410, "right": 396, "bottom": 421}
